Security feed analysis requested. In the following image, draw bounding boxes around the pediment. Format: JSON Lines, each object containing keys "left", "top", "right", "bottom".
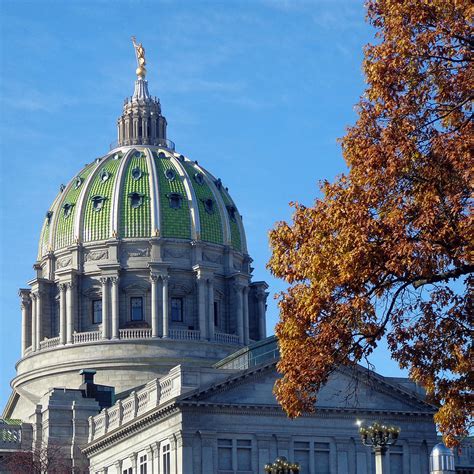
{"left": 180, "top": 363, "right": 435, "bottom": 415}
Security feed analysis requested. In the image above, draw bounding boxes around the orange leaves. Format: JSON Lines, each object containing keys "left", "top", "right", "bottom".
{"left": 268, "top": 0, "right": 473, "bottom": 447}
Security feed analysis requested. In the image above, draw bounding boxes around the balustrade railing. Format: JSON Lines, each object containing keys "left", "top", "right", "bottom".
{"left": 214, "top": 332, "right": 240, "bottom": 345}
{"left": 39, "top": 336, "right": 60, "bottom": 350}
{"left": 169, "top": 328, "right": 201, "bottom": 341}
{"left": 0, "top": 425, "right": 21, "bottom": 446}
{"left": 73, "top": 330, "right": 101, "bottom": 344}
{"left": 119, "top": 328, "right": 152, "bottom": 339}
{"left": 109, "top": 137, "right": 176, "bottom": 151}
{"left": 33, "top": 327, "right": 240, "bottom": 355}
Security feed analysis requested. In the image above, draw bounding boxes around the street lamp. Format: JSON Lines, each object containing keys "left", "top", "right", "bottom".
{"left": 264, "top": 456, "right": 300, "bottom": 473}
{"left": 359, "top": 421, "right": 400, "bottom": 474}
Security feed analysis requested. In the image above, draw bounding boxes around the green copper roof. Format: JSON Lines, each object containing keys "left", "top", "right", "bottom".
{"left": 38, "top": 146, "right": 247, "bottom": 257}
{"left": 54, "top": 163, "right": 95, "bottom": 250}
{"left": 154, "top": 153, "right": 191, "bottom": 239}
{"left": 83, "top": 157, "right": 122, "bottom": 242}
{"left": 120, "top": 151, "right": 151, "bottom": 238}
{"left": 182, "top": 162, "right": 223, "bottom": 245}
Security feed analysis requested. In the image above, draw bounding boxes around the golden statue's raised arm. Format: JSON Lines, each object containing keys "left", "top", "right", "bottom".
{"left": 131, "top": 36, "right": 147, "bottom": 77}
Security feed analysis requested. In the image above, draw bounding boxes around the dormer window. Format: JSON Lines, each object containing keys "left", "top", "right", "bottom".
{"left": 74, "top": 177, "right": 83, "bottom": 189}
{"left": 100, "top": 170, "right": 111, "bottom": 182}
{"left": 165, "top": 168, "right": 175, "bottom": 181}
{"left": 167, "top": 193, "right": 182, "bottom": 209}
{"left": 158, "top": 151, "right": 166, "bottom": 159}
{"left": 91, "top": 195, "right": 107, "bottom": 212}
{"left": 134, "top": 151, "right": 141, "bottom": 158}
{"left": 131, "top": 167, "right": 142, "bottom": 180}
{"left": 194, "top": 172, "right": 204, "bottom": 185}
{"left": 214, "top": 178, "right": 222, "bottom": 190}
{"left": 63, "top": 202, "right": 74, "bottom": 218}
{"left": 203, "top": 198, "right": 215, "bottom": 214}
{"left": 46, "top": 211, "right": 53, "bottom": 225}
{"left": 129, "top": 192, "right": 144, "bottom": 209}
{"left": 226, "top": 205, "right": 237, "bottom": 221}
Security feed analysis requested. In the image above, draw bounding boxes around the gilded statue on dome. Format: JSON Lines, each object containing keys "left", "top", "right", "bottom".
{"left": 131, "top": 36, "right": 147, "bottom": 77}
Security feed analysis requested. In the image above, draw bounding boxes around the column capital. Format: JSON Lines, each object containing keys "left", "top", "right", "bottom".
{"left": 110, "top": 276, "right": 119, "bottom": 285}
{"left": 100, "top": 276, "right": 110, "bottom": 285}
{"left": 233, "top": 282, "right": 246, "bottom": 292}
{"left": 150, "top": 274, "right": 159, "bottom": 283}
{"left": 58, "top": 282, "right": 68, "bottom": 292}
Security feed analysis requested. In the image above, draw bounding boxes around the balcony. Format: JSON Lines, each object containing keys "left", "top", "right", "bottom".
{"left": 26, "top": 329, "right": 241, "bottom": 355}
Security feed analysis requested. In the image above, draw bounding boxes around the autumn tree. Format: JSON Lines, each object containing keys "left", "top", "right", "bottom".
{"left": 268, "top": 0, "right": 473, "bottom": 448}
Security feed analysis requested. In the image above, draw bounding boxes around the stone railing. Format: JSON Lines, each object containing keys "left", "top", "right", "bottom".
{"left": 169, "top": 328, "right": 201, "bottom": 341}
{"left": 73, "top": 330, "right": 101, "bottom": 344}
{"left": 119, "top": 328, "right": 152, "bottom": 339}
{"left": 32, "top": 328, "right": 241, "bottom": 357}
{"left": 0, "top": 424, "right": 21, "bottom": 449}
{"left": 88, "top": 365, "right": 214, "bottom": 442}
{"left": 39, "top": 336, "right": 60, "bottom": 350}
{"left": 214, "top": 332, "right": 240, "bottom": 345}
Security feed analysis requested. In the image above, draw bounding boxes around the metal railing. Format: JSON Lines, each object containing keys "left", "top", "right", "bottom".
{"left": 109, "top": 137, "right": 176, "bottom": 151}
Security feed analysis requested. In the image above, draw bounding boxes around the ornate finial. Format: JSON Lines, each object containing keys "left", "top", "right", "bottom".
{"left": 131, "top": 36, "right": 147, "bottom": 78}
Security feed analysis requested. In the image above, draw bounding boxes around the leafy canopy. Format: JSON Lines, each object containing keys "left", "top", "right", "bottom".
{"left": 268, "top": 0, "right": 473, "bottom": 448}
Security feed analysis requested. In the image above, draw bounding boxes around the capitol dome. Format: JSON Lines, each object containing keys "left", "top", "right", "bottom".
{"left": 8, "top": 42, "right": 268, "bottom": 421}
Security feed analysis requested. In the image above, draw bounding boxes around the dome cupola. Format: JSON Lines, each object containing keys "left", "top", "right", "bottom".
{"left": 11, "top": 39, "right": 269, "bottom": 414}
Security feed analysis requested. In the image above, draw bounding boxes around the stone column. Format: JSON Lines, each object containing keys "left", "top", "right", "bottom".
{"left": 197, "top": 276, "right": 207, "bottom": 340}
{"left": 208, "top": 279, "right": 215, "bottom": 342}
{"left": 100, "top": 277, "right": 110, "bottom": 340}
{"left": 151, "top": 115, "right": 157, "bottom": 143}
{"left": 162, "top": 276, "right": 169, "bottom": 338}
{"left": 257, "top": 290, "right": 267, "bottom": 340}
{"left": 35, "top": 291, "right": 42, "bottom": 350}
{"left": 130, "top": 453, "right": 137, "bottom": 473}
{"left": 234, "top": 284, "right": 244, "bottom": 344}
{"left": 151, "top": 275, "right": 159, "bottom": 337}
{"left": 31, "top": 294, "right": 37, "bottom": 352}
{"left": 66, "top": 282, "right": 75, "bottom": 344}
{"left": 111, "top": 277, "right": 119, "bottom": 339}
{"left": 20, "top": 293, "right": 30, "bottom": 356}
{"left": 59, "top": 283, "right": 67, "bottom": 345}
{"left": 243, "top": 286, "right": 249, "bottom": 345}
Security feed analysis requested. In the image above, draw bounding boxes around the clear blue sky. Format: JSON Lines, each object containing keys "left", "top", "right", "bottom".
{"left": 0, "top": 0, "right": 406, "bottom": 411}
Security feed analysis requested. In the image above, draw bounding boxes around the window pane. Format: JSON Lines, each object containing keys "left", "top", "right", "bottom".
{"left": 214, "top": 301, "right": 219, "bottom": 326}
{"left": 237, "top": 448, "right": 252, "bottom": 470}
{"left": 294, "top": 441, "right": 310, "bottom": 449}
{"left": 218, "top": 439, "right": 232, "bottom": 446}
{"left": 171, "top": 298, "right": 183, "bottom": 322}
{"left": 294, "top": 450, "right": 310, "bottom": 472}
{"left": 93, "top": 300, "right": 102, "bottom": 324}
{"left": 390, "top": 453, "right": 403, "bottom": 474}
{"left": 236, "top": 439, "right": 251, "bottom": 447}
{"left": 131, "top": 297, "right": 143, "bottom": 321}
{"left": 314, "top": 451, "right": 330, "bottom": 474}
{"left": 218, "top": 447, "right": 232, "bottom": 470}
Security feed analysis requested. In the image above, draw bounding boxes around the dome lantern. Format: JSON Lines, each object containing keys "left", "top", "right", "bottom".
{"left": 116, "top": 37, "right": 168, "bottom": 148}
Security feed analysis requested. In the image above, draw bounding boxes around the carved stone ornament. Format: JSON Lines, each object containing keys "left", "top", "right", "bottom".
{"left": 203, "top": 252, "right": 223, "bottom": 264}
{"left": 122, "top": 246, "right": 150, "bottom": 258}
{"left": 163, "top": 247, "right": 190, "bottom": 259}
{"left": 84, "top": 250, "right": 109, "bottom": 262}
{"left": 57, "top": 257, "right": 72, "bottom": 269}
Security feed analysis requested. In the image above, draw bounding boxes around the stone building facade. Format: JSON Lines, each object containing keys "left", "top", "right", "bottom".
{"left": 1, "top": 43, "right": 441, "bottom": 473}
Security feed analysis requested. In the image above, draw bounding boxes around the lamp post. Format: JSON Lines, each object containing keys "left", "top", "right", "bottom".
{"left": 264, "top": 456, "right": 300, "bottom": 474}
{"left": 359, "top": 422, "right": 400, "bottom": 474}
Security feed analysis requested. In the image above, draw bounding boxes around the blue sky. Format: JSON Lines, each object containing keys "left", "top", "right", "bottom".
{"left": 0, "top": 0, "right": 406, "bottom": 411}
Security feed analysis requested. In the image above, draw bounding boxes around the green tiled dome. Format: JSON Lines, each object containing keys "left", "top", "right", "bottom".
{"left": 38, "top": 146, "right": 246, "bottom": 258}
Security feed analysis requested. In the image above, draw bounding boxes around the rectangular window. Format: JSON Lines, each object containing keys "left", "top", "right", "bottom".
{"left": 92, "top": 299, "right": 102, "bottom": 324}
{"left": 294, "top": 441, "right": 310, "bottom": 473}
{"left": 214, "top": 301, "right": 219, "bottom": 327}
{"left": 314, "top": 442, "right": 330, "bottom": 474}
{"left": 217, "top": 438, "right": 252, "bottom": 473}
{"left": 130, "top": 297, "right": 143, "bottom": 321}
{"left": 218, "top": 438, "right": 233, "bottom": 471}
{"left": 138, "top": 453, "right": 147, "bottom": 474}
{"left": 236, "top": 439, "right": 252, "bottom": 471}
{"left": 122, "top": 469, "right": 132, "bottom": 474}
{"left": 390, "top": 448, "right": 403, "bottom": 474}
{"left": 162, "top": 443, "right": 171, "bottom": 474}
{"left": 171, "top": 297, "right": 183, "bottom": 322}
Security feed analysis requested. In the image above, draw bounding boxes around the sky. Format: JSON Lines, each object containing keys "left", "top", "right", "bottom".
{"left": 0, "top": 0, "right": 408, "bottom": 411}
